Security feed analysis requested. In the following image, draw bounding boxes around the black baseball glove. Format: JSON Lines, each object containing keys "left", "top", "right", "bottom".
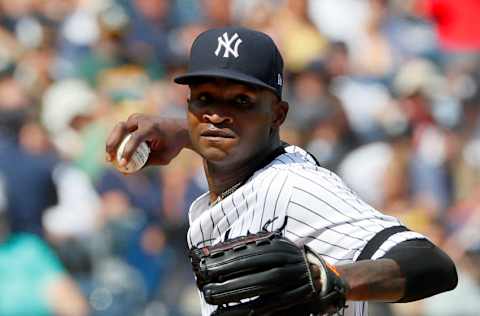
{"left": 189, "top": 230, "right": 348, "bottom": 316}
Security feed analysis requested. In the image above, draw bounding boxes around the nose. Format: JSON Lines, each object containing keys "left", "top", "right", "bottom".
{"left": 202, "top": 111, "right": 233, "bottom": 125}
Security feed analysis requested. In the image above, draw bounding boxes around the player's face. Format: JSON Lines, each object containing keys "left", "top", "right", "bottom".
{"left": 187, "top": 78, "right": 285, "bottom": 166}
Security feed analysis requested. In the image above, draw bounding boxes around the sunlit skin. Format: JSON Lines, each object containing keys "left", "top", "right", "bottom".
{"left": 187, "top": 79, "right": 410, "bottom": 302}
{"left": 104, "top": 78, "right": 457, "bottom": 304}
{"left": 187, "top": 78, "right": 288, "bottom": 203}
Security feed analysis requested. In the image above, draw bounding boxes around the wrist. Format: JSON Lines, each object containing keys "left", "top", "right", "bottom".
{"left": 152, "top": 117, "right": 191, "bottom": 150}
{"left": 304, "top": 246, "right": 348, "bottom": 312}
{"left": 335, "top": 259, "right": 405, "bottom": 302}
{"left": 176, "top": 119, "right": 193, "bottom": 150}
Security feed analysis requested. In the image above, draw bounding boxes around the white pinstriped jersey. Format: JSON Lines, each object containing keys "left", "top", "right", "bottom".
{"left": 187, "top": 145, "right": 426, "bottom": 316}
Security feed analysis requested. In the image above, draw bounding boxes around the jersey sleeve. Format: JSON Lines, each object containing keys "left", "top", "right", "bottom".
{"left": 283, "top": 166, "right": 426, "bottom": 264}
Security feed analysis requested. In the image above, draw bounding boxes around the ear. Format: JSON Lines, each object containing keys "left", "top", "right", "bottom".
{"left": 272, "top": 101, "right": 289, "bottom": 128}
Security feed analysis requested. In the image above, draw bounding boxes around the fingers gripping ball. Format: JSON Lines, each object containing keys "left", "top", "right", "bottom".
{"left": 114, "top": 134, "right": 150, "bottom": 173}
{"left": 189, "top": 231, "right": 348, "bottom": 316}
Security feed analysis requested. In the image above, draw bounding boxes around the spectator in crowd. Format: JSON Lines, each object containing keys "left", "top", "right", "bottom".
{"left": 288, "top": 60, "right": 357, "bottom": 170}
{"left": 0, "top": 1, "right": 478, "bottom": 315}
{"left": 0, "top": 170, "right": 89, "bottom": 316}
{"left": 417, "top": 0, "right": 480, "bottom": 52}
{"left": 0, "top": 76, "right": 58, "bottom": 236}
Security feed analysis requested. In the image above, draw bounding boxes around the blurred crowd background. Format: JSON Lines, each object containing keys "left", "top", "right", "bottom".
{"left": 0, "top": 0, "right": 479, "bottom": 315}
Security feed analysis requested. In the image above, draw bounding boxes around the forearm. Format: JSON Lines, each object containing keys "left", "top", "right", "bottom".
{"left": 332, "top": 239, "right": 458, "bottom": 303}
{"left": 335, "top": 258, "right": 405, "bottom": 302}
{"left": 154, "top": 117, "right": 192, "bottom": 150}
{"left": 174, "top": 118, "right": 192, "bottom": 150}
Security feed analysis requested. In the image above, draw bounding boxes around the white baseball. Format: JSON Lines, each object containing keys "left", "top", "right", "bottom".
{"left": 115, "top": 134, "right": 150, "bottom": 173}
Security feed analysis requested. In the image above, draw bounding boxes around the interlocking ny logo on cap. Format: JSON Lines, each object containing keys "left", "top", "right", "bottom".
{"left": 214, "top": 32, "right": 242, "bottom": 58}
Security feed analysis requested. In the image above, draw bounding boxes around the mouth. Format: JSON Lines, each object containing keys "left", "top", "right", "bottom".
{"left": 200, "top": 128, "right": 236, "bottom": 139}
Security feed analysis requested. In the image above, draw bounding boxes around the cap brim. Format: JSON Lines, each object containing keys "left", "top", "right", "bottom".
{"left": 174, "top": 69, "right": 279, "bottom": 97}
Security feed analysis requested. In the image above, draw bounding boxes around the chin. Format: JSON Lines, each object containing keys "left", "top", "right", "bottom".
{"left": 201, "top": 147, "right": 230, "bottom": 162}
{"left": 197, "top": 139, "right": 238, "bottom": 161}
{"left": 201, "top": 146, "right": 249, "bottom": 167}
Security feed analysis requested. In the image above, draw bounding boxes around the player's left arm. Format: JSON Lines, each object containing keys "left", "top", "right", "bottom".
{"left": 284, "top": 166, "right": 458, "bottom": 304}
{"left": 329, "top": 238, "right": 458, "bottom": 303}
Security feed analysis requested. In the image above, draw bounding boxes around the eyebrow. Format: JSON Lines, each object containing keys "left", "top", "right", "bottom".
{"left": 191, "top": 93, "right": 260, "bottom": 105}
{"left": 190, "top": 86, "right": 259, "bottom": 98}
{"left": 189, "top": 78, "right": 261, "bottom": 92}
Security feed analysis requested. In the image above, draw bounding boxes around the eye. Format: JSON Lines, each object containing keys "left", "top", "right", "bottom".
{"left": 199, "top": 94, "right": 209, "bottom": 102}
{"left": 189, "top": 93, "right": 212, "bottom": 107}
{"left": 234, "top": 95, "right": 253, "bottom": 108}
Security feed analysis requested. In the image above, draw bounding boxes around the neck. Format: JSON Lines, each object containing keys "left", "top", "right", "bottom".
{"left": 205, "top": 140, "right": 282, "bottom": 203}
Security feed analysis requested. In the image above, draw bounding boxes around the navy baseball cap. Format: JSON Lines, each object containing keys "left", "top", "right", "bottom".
{"left": 174, "top": 27, "right": 284, "bottom": 99}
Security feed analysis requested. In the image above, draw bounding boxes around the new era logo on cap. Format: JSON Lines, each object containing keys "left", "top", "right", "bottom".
{"left": 174, "top": 27, "right": 284, "bottom": 99}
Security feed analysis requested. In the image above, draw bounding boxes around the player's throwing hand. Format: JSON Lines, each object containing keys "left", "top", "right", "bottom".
{"left": 105, "top": 26, "right": 458, "bottom": 316}
{"left": 105, "top": 114, "right": 191, "bottom": 167}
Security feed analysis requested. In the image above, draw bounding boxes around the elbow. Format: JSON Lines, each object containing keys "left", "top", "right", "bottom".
{"left": 439, "top": 253, "right": 458, "bottom": 293}
{"left": 424, "top": 246, "right": 458, "bottom": 296}
{"left": 398, "top": 250, "right": 458, "bottom": 302}
{"left": 384, "top": 239, "right": 458, "bottom": 303}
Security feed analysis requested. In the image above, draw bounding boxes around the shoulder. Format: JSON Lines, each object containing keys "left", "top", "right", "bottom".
{"left": 281, "top": 145, "right": 320, "bottom": 166}
{"left": 254, "top": 145, "right": 319, "bottom": 174}
{"left": 248, "top": 146, "right": 347, "bottom": 203}
{"left": 8, "top": 233, "right": 51, "bottom": 255}
{"left": 265, "top": 161, "right": 344, "bottom": 191}
{"left": 8, "top": 233, "right": 46, "bottom": 249}
{"left": 9, "top": 233, "right": 65, "bottom": 272}
{"left": 248, "top": 145, "right": 342, "bottom": 188}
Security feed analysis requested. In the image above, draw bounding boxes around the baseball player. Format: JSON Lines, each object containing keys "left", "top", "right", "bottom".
{"left": 106, "top": 27, "right": 457, "bottom": 315}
